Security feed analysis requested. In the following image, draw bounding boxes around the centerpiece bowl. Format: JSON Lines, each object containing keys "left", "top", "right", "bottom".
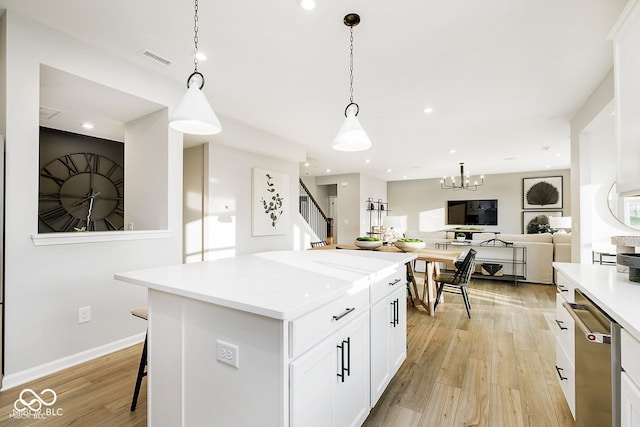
{"left": 394, "top": 238, "right": 425, "bottom": 252}
{"left": 354, "top": 237, "right": 382, "bottom": 249}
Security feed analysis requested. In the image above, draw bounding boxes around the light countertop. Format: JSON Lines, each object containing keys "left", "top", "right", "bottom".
{"left": 553, "top": 262, "right": 640, "bottom": 340}
{"left": 115, "top": 250, "right": 415, "bottom": 320}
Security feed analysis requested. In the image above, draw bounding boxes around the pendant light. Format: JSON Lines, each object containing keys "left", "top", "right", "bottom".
{"left": 169, "top": 0, "right": 222, "bottom": 135}
{"left": 332, "top": 13, "right": 371, "bottom": 152}
{"left": 440, "top": 163, "right": 485, "bottom": 191}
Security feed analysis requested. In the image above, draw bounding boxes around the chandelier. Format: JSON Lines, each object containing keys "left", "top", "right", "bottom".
{"left": 440, "top": 163, "right": 484, "bottom": 191}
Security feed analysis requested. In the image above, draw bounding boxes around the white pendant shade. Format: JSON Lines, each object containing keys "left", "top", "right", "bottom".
{"left": 332, "top": 110, "right": 372, "bottom": 151}
{"left": 169, "top": 85, "right": 222, "bottom": 135}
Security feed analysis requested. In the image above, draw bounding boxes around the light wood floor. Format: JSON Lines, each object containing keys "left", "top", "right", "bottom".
{"left": 0, "top": 279, "right": 573, "bottom": 427}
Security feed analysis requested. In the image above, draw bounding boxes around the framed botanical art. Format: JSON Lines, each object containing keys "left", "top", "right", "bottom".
{"left": 252, "top": 168, "right": 289, "bottom": 236}
{"left": 523, "top": 176, "right": 563, "bottom": 209}
{"left": 522, "top": 210, "right": 562, "bottom": 234}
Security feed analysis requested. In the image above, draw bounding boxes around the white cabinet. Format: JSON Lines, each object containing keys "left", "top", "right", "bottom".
{"left": 621, "top": 372, "right": 640, "bottom": 427}
{"left": 612, "top": 0, "right": 640, "bottom": 195}
{"left": 622, "top": 329, "right": 640, "bottom": 427}
{"left": 370, "top": 284, "right": 406, "bottom": 405}
{"left": 554, "top": 271, "right": 576, "bottom": 418}
{"left": 290, "top": 311, "right": 370, "bottom": 427}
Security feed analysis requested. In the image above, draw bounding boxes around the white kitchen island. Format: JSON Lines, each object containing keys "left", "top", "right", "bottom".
{"left": 115, "top": 249, "right": 416, "bottom": 427}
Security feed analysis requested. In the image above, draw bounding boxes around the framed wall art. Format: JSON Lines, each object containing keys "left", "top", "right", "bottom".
{"left": 523, "top": 176, "right": 563, "bottom": 209}
{"left": 252, "top": 168, "right": 289, "bottom": 236}
{"left": 522, "top": 210, "right": 562, "bottom": 234}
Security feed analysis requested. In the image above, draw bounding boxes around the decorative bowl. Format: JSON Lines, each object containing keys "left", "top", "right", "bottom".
{"left": 617, "top": 253, "right": 640, "bottom": 283}
{"left": 394, "top": 240, "right": 425, "bottom": 252}
{"left": 354, "top": 239, "right": 382, "bottom": 250}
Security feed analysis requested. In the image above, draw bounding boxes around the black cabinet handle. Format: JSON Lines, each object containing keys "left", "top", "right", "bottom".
{"left": 390, "top": 299, "right": 399, "bottom": 327}
{"left": 336, "top": 337, "right": 351, "bottom": 382}
{"left": 557, "top": 284, "right": 568, "bottom": 293}
{"left": 555, "top": 319, "right": 568, "bottom": 330}
{"left": 332, "top": 307, "right": 355, "bottom": 321}
{"left": 555, "top": 365, "right": 567, "bottom": 381}
{"left": 388, "top": 278, "right": 402, "bottom": 286}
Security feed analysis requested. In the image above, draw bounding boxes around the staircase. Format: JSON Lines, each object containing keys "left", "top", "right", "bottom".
{"left": 299, "top": 179, "right": 334, "bottom": 244}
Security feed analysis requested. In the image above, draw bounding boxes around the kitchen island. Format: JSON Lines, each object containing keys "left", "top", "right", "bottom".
{"left": 115, "top": 249, "right": 416, "bottom": 427}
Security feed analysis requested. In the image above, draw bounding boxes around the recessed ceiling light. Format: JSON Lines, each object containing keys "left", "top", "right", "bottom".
{"left": 304, "top": 162, "right": 310, "bottom": 167}
{"left": 545, "top": 164, "right": 551, "bottom": 168}
{"left": 195, "top": 51, "right": 207, "bottom": 61}
{"left": 402, "top": 175, "right": 407, "bottom": 179}
{"left": 326, "top": 168, "right": 331, "bottom": 173}
{"left": 365, "top": 159, "right": 371, "bottom": 163}
{"left": 82, "top": 122, "right": 94, "bottom": 130}
{"left": 298, "top": 0, "right": 316, "bottom": 10}
{"left": 449, "top": 149, "right": 456, "bottom": 154}
{"left": 387, "top": 168, "right": 392, "bottom": 173}
{"left": 424, "top": 107, "right": 433, "bottom": 114}
{"left": 554, "top": 153, "right": 561, "bottom": 158}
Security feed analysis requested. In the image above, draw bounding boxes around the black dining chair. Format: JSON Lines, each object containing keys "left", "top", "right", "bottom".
{"left": 433, "top": 248, "right": 477, "bottom": 319}
{"left": 310, "top": 240, "right": 328, "bottom": 248}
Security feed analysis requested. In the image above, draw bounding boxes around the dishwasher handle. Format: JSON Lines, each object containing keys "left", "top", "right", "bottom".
{"left": 562, "top": 301, "right": 611, "bottom": 344}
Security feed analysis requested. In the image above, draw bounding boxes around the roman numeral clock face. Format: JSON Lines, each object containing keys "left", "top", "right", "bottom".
{"left": 39, "top": 153, "right": 124, "bottom": 232}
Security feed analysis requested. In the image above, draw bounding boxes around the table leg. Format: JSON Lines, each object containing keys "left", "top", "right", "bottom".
{"left": 424, "top": 262, "right": 435, "bottom": 316}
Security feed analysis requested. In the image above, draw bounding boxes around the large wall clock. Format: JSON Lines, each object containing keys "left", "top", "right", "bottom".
{"left": 38, "top": 127, "right": 125, "bottom": 233}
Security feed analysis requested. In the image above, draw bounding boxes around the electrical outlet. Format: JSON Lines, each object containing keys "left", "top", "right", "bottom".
{"left": 216, "top": 339, "right": 239, "bottom": 368}
{"left": 78, "top": 306, "right": 91, "bottom": 324}
{"left": 128, "top": 222, "right": 134, "bottom": 231}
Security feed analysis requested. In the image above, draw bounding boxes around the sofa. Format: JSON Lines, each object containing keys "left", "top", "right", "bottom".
{"left": 415, "top": 231, "right": 571, "bottom": 285}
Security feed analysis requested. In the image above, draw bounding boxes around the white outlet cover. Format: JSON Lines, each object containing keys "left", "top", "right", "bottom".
{"left": 216, "top": 339, "right": 239, "bottom": 369}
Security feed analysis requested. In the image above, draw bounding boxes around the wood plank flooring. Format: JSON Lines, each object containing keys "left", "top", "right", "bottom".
{"left": 0, "top": 278, "right": 573, "bottom": 426}
{"left": 364, "top": 279, "right": 574, "bottom": 427}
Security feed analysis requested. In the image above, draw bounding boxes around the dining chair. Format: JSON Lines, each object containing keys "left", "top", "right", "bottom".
{"left": 130, "top": 307, "right": 148, "bottom": 411}
{"left": 310, "top": 240, "right": 328, "bottom": 248}
{"left": 433, "top": 249, "right": 477, "bottom": 319}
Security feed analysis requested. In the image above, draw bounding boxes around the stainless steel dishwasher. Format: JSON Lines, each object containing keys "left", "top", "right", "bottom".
{"left": 564, "top": 289, "right": 621, "bottom": 427}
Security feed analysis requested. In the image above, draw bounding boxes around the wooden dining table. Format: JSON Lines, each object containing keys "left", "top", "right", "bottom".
{"left": 311, "top": 244, "right": 464, "bottom": 316}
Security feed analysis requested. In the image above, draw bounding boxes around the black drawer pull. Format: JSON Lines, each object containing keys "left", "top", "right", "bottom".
{"left": 388, "top": 278, "right": 402, "bottom": 286}
{"left": 557, "top": 285, "right": 568, "bottom": 293}
{"left": 555, "top": 365, "right": 567, "bottom": 381}
{"left": 555, "top": 319, "right": 568, "bottom": 330}
{"left": 332, "top": 307, "right": 355, "bottom": 321}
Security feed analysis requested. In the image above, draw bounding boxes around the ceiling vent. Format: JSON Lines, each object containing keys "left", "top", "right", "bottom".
{"left": 139, "top": 49, "right": 172, "bottom": 66}
{"left": 39, "top": 106, "right": 60, "bottom": 119}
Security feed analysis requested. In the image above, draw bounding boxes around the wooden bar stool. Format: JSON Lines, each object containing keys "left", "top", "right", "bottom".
{"left": 130, "top": 307, "right": 148, "bottom": 411}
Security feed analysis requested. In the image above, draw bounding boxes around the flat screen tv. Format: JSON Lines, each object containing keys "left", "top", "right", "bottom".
{"left": 446, "top": 199, "right": 498, "bottom": 226}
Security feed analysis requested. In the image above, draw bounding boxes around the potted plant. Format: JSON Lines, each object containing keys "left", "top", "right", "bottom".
{"left": 456, "top": 232, "right": 467, "bottom": 242}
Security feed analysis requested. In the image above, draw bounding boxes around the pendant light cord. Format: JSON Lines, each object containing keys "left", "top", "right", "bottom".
{"left": 349, "top": 26, "right": 354, "bottom": 104}
{"left": 193, "top": 0, "right": 199, "bottom": 73}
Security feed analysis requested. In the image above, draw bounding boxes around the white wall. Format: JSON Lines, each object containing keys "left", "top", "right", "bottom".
{"left": 1, "top": 11, "right": 183, "bottom": 386}
{"left": 388, "top": 169, "right": 571, "bottom": 237}
{"left": 569, "top": 68, "right": 640, "bottom": 263}
{"left": 204, "top": 143, "right": 302, "bottom": 258}
{"left": 315, "top": 173, "right": 362, "bottom": 243}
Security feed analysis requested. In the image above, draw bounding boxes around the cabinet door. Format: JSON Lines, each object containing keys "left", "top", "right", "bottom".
{"left": 622, "top": 372, "right": 640, "bottom": 427}
{"left": 370, "top": 296, "right": 392, "bottom": 406}
{"left": 334, "top": 312, "right": 370, "bottom": 427}
{"left": 290, "top": 311, "right": 370, "bottom": 427}
{"left": 389, "top": 285, "right": 407, "bottom": 374}
{"left": 290, "top": 336, "right": 335, "bottom": 427}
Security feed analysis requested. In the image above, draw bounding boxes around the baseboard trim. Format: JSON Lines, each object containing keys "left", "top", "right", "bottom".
{"left": 1, "top": 332, "right": 145, "bottom": 391}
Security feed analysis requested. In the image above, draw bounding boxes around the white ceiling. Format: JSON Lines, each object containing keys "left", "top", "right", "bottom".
{"left": 1, "top": 0, "right": 629, "bottom": 181}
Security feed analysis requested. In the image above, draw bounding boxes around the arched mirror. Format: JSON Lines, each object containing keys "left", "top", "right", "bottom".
{"left": 608, "top": 182, "right": 640, "bottom": 230}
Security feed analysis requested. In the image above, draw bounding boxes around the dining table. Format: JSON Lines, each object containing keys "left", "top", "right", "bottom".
{"left": 310, "top": 243, "right": 464, "bottom": 316}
